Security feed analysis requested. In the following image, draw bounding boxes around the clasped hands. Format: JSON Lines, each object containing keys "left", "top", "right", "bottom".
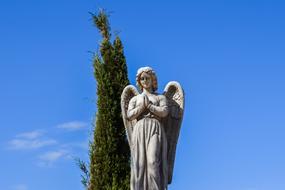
{"left": 141, "top": 94, "right": 153, "bottom": 111}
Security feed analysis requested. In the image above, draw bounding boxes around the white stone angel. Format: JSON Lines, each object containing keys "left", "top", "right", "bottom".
{"left": 121, "top": 67, "right": 184, "bottom": 190}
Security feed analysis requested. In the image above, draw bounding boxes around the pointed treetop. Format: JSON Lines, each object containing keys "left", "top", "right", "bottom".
{"left": 91, "top": 9, "right": 111, "bottom": 40}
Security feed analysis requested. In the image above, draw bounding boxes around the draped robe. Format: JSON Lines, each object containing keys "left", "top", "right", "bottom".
{"left": 127, "top": 94, "right": 169, "bottom": 190}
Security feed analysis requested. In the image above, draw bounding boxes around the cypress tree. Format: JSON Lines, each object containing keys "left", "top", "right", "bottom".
{"left": 88, "top": 10, "right": 130, "bottom": 190}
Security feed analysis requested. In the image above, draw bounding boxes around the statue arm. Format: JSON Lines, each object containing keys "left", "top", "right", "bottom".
{"left": 148, "top": 95, "right": 169, "bottom": 118}
{"left": 127, "top": 97, "right": 144, "bottom": 120}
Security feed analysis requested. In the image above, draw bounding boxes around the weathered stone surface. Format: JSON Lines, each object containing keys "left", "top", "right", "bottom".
{"left": 121, "top": 67, "right": 185, "bottom": 190}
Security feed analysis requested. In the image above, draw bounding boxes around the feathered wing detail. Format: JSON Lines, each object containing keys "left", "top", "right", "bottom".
{"left": 163, "top": 81, "right": 185, "bottom": 184}
{"left": 121, "top": 85, "right": 139, "bottom": 148}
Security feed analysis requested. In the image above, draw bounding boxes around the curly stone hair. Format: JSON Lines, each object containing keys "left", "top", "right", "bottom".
{"left": 136, "top": 67, "right": 158, "bottom": 92}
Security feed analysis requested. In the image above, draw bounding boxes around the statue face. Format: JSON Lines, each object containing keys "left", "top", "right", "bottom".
{"left": 140, "top": 72, "right": 152, "bottom": 90}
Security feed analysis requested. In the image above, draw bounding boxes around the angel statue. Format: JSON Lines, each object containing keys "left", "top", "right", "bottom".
{"left": 121, "top": 67, "right": 184, "bottom": 190}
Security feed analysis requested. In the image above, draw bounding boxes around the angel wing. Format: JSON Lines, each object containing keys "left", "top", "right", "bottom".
{"left": 121, "top": 85, "right": 139, "bottom": 148}
{"left": 163, "top": 81, "right": 185, "bottom": 184}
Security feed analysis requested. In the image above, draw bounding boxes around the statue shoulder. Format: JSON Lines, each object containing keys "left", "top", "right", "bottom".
{"left": 129, "top": 94, "right": 143, "bottom": 103}
{"left": 157, "top": 94, "right": 167, "bottom": 100}
{"left": 157, "top": 94, "right": 167, "bottom": 105}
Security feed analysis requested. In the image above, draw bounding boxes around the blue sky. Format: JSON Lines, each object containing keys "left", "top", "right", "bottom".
{"left": 1, "top": 0, "right": 285, "bottom": 190}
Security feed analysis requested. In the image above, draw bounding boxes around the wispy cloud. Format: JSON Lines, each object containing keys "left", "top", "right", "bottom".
{"left": 16, "top": 130, "right": 44, "bottom": 139}
{"left": 8, "top": 139, "right": 56, "bottom": 150}
{"left": 8, "top": 130, "right": 56, "bottom": 150}
{"left": 12, "top": 184, "right": 28, "bottom": 190}
{"left": 37, "top": 150, "right": 71, "bottom": 167}
{"left": 6, "top": 121, "right": 90, "bottom": 167}
{"left": 56, "top": 121, "right": 88, "bottom": 131}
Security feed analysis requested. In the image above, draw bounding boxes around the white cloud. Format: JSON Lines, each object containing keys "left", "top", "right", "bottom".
{"left": 56, "top": 121, "right": 88, "bottom": 131}
{"left": 7, "top": 121, "right": 90, "bottom": 167}
{"left": 8, "top": 139, "right": 57, "bottom": 150}
{"left": 16, "top": 130, "right": 44, "bottom": 139}
{"left": 7, "top": 130, "right": 56, "bottom": 150}
{"left": 37, "top": 150, "right": 71, "bottom": 167}
{"left": 12, "top": 184, "right": 28, "bottom": 190}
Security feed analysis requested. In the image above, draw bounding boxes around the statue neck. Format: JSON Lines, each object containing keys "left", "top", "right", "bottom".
{"left": 143, "top": 88, "right": 153, "bottom": 95}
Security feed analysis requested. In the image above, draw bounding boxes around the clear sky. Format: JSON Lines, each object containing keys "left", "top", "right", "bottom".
{"left": 1, "top": 0, "right": 285, "bottom": 190}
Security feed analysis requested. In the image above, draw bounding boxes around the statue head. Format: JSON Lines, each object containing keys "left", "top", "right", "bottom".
{"left": 136, "top": 66, "right": 158, "bottom": 92}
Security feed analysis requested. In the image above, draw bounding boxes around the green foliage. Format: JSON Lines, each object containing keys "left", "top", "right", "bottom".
{"left": 76, "top": 158, "right": 90, "bottom": 189}
{"left": 86, "top": 9, "right": 130, "bottom": 190}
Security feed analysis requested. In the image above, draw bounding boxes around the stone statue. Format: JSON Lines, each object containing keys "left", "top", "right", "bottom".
{"left": 121, "top": 67, "right": 185, "bottom": 190}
